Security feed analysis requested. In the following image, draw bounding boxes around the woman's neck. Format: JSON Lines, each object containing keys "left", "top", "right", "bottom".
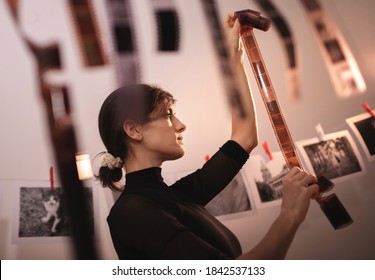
{"left": 124, "top": 154, "right": 162, "bottom": 174}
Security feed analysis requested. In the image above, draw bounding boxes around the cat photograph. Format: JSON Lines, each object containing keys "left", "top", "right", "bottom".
{"left": 18, "top": 186, "right": 94, "bottom": 239}
{"left": 41, "top": 188, "right": 63, "bottom": 234}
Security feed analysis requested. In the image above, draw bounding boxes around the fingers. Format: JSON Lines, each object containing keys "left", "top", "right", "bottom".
{"left": 306, "top": 183, "right": 320, "bottom": 199}
{"left": 289, "top": 166, "right": 317, "bottom": 186}
{"left": 301, "top": 174, "right": 318, "bottom": 187}
{"left": 232, "top": 18, "right": 240, "bottom": 31}
{"left": 289, "top": 166, "right": 302, "bottom": 175}
{"left": 225, "top": 13, "right": 237, "bottom": 28}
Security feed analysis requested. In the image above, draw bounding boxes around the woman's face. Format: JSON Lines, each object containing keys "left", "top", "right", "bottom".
{"left": 141, "top": 101, "right": 186, "bottom": 163}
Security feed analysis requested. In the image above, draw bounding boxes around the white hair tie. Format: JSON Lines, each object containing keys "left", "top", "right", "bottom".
{"left": 101, "top": 152, "right": 123, "bottom": 170}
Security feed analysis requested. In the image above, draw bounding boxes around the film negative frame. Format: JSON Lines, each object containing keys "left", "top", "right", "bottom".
{"left": 66, "top": 0, "right": 107, "bottom": 67}
{"left": 104, "top": 0, "right": 141, "bottom": 86}
{"left": 150, "top": 0, "right": 180, "bottom": 52}
{"left": 299, "top": 0, "right": 366, "bottom": 98}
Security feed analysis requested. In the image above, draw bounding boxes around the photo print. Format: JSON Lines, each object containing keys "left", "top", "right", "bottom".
{"left": 205, "top": 171, "right": 253, "bottom": 220}
{"left": 13, "top": 185, "right": 95, "bottom": 243}
{"left": 296, "top": 130, "right": 365, "bottom": 183}
{"left": 346, "top": 112, "right": 375, "bottom": 162}
{"left": 170, "top": 168, "right": 253, "bottom": 221}
{"left": 243, "top": 152, "right": 289, "bottom": 209}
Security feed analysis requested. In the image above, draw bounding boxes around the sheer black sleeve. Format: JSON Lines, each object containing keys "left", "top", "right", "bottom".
{"left": 170, "top": 140, "right": 249, "bottom": 205}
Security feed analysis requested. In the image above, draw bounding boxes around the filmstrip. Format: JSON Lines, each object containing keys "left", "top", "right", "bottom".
{"left": 299, "top": 0, "right": 366, "bottom": 98}
{"left": 149, "top": 0, "right": 180, "bottom": 51}
{"left": 5, "top": 0, "right": 98, "bottom": 258}
{"left": 104, "top": 0, "right": 141, "bottom": 86}
{"left": 235, "top": 9, "right": 353, "bottom": 230}
{"left": 253, "top": 0, "right": 299, "bottom": 102}
{"left": 200, "top": 0, "right": 246, "bottom": 118}
{"left": 66, "top": 0, "right": 107, "bottom": 67}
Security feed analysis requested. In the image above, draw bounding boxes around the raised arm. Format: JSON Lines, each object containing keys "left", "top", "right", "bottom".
{"left": 224, "top": 14, "right": 258, "bottom": 153}
{"left": 237, "top": 167, "right": 319, "bottom": 259}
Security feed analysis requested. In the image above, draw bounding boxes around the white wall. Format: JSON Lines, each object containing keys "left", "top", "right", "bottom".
{"left": 0, "top": 0, "right": 374, "bottom": 259}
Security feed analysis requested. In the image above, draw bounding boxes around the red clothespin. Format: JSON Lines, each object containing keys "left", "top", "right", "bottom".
{"left": 262, "top": 141, "right": 273, "bottom": 161}
{"left": 49, "top": 166, "right": 54, "bottom": 189}
{"left": 204, "top": 154, "right": 210, "bottom": 162}
{"left": 362, "top": 102, "right": 375, "bottom": 118}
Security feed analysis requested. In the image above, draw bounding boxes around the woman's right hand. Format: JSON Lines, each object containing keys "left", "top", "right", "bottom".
{"left": 223, "top": 13, "right": 243, "bottom": 60}
{"left": 280, "top": 167, "right": 319, "bottom": 225}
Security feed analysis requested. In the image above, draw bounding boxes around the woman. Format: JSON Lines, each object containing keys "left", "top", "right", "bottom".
{"left": 96, "top": 14, "right": 319, "bottom": 259}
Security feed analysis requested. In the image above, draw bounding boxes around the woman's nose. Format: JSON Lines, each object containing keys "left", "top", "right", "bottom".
{"left": 174, "top": 116, "right": 186, "bottom": 132}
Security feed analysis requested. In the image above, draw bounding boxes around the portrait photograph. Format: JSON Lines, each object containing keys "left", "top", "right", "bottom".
{"left": 346, "top": 112, "right": 375, "bottom": 162}
{"left": 296, "top": 130, "right": 366, "bottom": 183}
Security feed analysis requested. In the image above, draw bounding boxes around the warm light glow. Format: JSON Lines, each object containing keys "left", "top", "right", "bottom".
{"left": 75, "top": 153, "right": 93, "bottom": 180}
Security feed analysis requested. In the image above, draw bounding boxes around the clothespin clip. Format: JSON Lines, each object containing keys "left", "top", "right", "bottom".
{"left": 49, "top": 166, "right": 54, "bottom": 189}
{"left": 315, "top": 123, "right": 325, "bottom": 142}
{"left": 204, "top": 154, "right": 210, "bottom": 162}
{"left": 262, "top": 141, "right": 273, "bottom": 161}
{"left": 362, "top": 102, "right": 375, "bottom": 118}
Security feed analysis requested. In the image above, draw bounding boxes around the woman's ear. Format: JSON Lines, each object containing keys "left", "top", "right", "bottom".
{"left": 123, "top": 120, "right": 143, "bottom": 141}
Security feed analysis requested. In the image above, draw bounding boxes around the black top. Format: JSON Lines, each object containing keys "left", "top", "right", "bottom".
{"left": 107, "top": 140, "right": 249, "bottom": 259}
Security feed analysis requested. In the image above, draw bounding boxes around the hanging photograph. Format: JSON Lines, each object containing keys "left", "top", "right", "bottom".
{"left": 12, "top": 183, "right": 95, "bottom": 243}
{"left": 296, "top": 130, "right": 366, "bottom": 183}
{"left": 243, "top": 152, "right": 288, "bottom": 209}
{"left": 204, "top": 170, "right": 253, "bottom": 220}
{"left": 346, "top": 112, "right": 375, "bottom": 162}
{"left": 170, "top": 168, "right": 254, "bottom": 221}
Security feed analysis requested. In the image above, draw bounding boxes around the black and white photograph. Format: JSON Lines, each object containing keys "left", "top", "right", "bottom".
{"left": 346, "top": 112, "right": 375, "bottom": 162}
{"left": 296, "top": 130, "right": 366, "bottom": 183}
{"left": 169, "top": 169, "right": 254, "bottom": 221}
{"left": 13, "top": 185, "right": 95, "bottom": 243}
{"left": 205, "top": 171, "right": 253, "bottom": 219}
{"left": 244, "top": 152, "right": 289, "bottom": 209}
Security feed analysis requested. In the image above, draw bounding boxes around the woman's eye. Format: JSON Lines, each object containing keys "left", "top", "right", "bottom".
{"left": 166, "top": 110, "right": 175, "bottom": 119}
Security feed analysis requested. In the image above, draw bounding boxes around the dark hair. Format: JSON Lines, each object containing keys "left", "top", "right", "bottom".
{"left": 96, "top": 84, "right": 174, "bottom": 191}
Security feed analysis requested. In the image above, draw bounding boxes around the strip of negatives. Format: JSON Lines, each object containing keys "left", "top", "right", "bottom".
{"left": 299, "top": 0, "right": 366, "bottom": 98}
{"left": 200, "top": 0, "right": 246, "bottom": 118}
{"left": 253, "top": 0, "right": 300, "bottom": 102}
{"left": 237, "top": 10, "right": 353, "bottom": 229}
{"left": 67, "top": 0, "right": 107, "bottom": 66}
{"left": 150, "top": 0, "right": 180, "bottom": 51}
{"left": 5, "top": 1, "right": 98, "bottom": 258}
{"left": 105, "top": 0, "right": 140, "bottom": 86}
